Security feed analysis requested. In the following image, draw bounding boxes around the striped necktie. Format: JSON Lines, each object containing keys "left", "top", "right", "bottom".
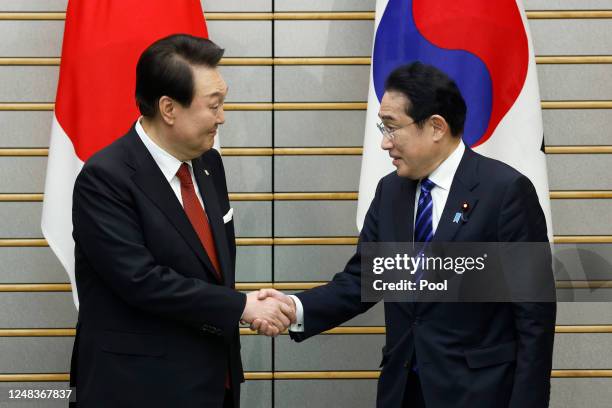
{"left": 413, "top": 178, "right": 435, "bottom": 283}
{"left": 414, "top": 178, "right": 436, "bottom": 245}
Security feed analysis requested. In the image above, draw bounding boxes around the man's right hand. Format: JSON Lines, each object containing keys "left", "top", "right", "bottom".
{"left": 249, "top": 289, "right": 297, "bottom": 336}
{"left": 241, "top": 291, "right": 296, "bottom": 337}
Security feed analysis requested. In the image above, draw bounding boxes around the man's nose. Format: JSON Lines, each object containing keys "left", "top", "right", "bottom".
{"left": 381, "top": 136, "right": 393, "bottom": 151}
{"left": 216, "top": 106, "right": 225, "bottom": 124}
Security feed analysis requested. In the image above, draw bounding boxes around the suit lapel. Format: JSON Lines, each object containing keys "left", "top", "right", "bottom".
{"left": 433, "top": 147, "right": 480, "bottom": 243}
{"left": 193, "top": 157, "right": 234, "bottom": 288}
{"left": 125, "top": 129, "right": 221, "bottom": 283}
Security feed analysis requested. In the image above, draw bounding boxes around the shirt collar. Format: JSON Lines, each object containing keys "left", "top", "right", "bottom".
{"left": 426, "top": 139, "right": 465, "bottom": 191}
{"left": 135, "top": 117, "right": 192, "bottom": 183}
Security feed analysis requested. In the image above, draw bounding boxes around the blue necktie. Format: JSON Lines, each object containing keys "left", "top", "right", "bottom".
{"left": 414, "top": 178, "right": 435, "bottom": 246}
{"left": 412, "top": 178, "right": 435, "bottom": 289}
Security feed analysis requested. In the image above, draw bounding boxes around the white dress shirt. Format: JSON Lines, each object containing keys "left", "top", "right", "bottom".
{"left": 289, "top": 140, "right": 466, "bottom": 332}
{"left": 414, "top": 140, "right": 465, "bottom": 235}
{"left": 135, "top": 118, "right": 205, "bottom": 210}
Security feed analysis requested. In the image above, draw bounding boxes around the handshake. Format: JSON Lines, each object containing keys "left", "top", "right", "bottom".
{"left": 241, "top": 289, "right": 296, "bottom": 337}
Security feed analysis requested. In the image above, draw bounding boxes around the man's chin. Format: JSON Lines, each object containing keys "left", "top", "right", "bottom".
{"left": 200, "top": 139, "right": 215, "bottom": 153}
{"left": 188, "top": 144, "right": 214, "bottom": 159}
{"left": 393, "top": 164, "right": 406, "bottom": 177}
{"left": 395, "top": 166, "right": 416, "bottom": 180}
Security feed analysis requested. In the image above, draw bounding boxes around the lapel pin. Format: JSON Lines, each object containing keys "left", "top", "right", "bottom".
{"left": 453, "top": 212, "right": 461, "bottom": 224}
{"left": 204, "top": 169, "right": 210, "bottom": 176}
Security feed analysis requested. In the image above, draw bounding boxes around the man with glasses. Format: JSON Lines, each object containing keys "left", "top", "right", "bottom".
{"left": 255, "top": 62, "right": 556, "bottom": 408}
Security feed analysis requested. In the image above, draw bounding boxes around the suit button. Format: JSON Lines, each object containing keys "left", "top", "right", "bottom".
{"left": 404, "top": 361, "right": 410, "bottom": 368}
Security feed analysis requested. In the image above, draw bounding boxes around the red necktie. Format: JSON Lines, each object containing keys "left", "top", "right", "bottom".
{"left": 176, "top": 163, "right": 231, "bottom": 390}
{"left": 176, "top": 163, "right": 223, "bottom": 282}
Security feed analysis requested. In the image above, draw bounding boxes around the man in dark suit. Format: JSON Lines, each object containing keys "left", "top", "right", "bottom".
{"left": 256, "top": 62, "right": 556, "bottom": 407}
{"left": 70, "top": 34, "right": 294, "bottom": 408}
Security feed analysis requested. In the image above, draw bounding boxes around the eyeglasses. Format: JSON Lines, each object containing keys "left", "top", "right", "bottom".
{"left": 377, "top": 121, "right": 416, "bottom": 142}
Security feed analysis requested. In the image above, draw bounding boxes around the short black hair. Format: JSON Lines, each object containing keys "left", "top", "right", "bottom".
{"left": 135, "top": 34, "right": 224, "bottom": 117}
{"left": 384, "top": 62, "right": 467, "bottom": 136}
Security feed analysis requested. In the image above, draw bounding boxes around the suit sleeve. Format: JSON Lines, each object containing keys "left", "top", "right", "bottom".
{"left": 498, "top": 175, "right": 556, "bottom": 408}
{"left": 72, "top": 162, "right": 246, "bottom": 341}
{"left": 289, "top": 179, "right": 384, "bottom": 342}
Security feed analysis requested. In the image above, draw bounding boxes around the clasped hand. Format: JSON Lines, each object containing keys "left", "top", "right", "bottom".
{"left": 241, "top": 289, "right": 295, "bottom": 337}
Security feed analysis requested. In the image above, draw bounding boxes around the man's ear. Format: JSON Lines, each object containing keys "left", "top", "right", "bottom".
{"left": 158, "top": 96, "right": 175, "bottom": 125}
{"left": 430, "top": 115, "right": 449, "bottom": 141}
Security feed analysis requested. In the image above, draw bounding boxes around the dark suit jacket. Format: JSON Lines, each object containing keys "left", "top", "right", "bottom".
{"left": 290, "top": 147, "right": 556, "bottom": 408}
{"left": 70, "top": 126, "right": 246, "bottom": 408}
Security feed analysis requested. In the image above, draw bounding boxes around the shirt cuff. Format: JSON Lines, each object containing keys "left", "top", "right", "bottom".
{"left": 288, "top": 295, "right": 304, "bottom": 332}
